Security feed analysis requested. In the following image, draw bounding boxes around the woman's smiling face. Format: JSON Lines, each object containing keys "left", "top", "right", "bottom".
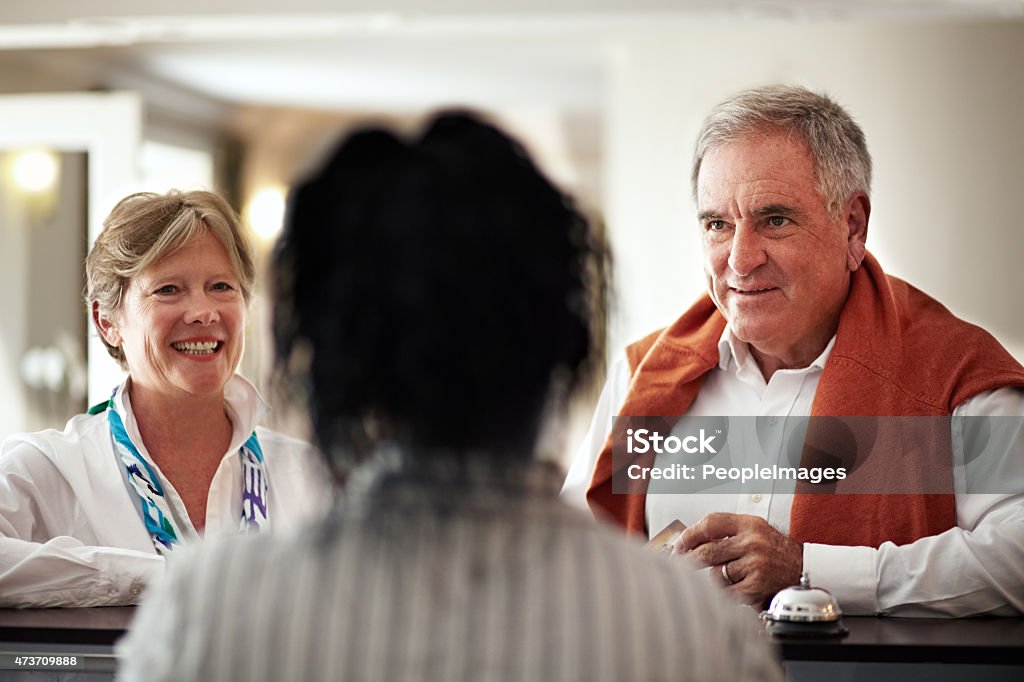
{"left": 101, "top": 230, "right": 246, "bottom": 402}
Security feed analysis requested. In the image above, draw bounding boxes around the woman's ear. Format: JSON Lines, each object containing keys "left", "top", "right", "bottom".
{"left": 92, "top": 301, "right": 122, "bottom": 347}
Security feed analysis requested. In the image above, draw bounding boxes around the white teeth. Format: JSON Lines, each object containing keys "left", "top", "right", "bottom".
{"left": 172, "top": 341, "right": 219, "bottom": 355}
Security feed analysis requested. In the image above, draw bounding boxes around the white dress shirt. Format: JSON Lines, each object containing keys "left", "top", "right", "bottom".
{"left": 562, "top": 328, "right": 1024, "bottom": 616}
{"left": 0, "top": 375, "right": 332, "bottom": 607}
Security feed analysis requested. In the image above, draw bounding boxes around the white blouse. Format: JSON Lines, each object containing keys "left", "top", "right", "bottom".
{"left": 0, "top": 375, "right": 332, "bottom": 607}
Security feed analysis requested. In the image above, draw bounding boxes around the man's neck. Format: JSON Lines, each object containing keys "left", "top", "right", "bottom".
{"left": 748, "top": 330, "right": 835, "bottom": 383}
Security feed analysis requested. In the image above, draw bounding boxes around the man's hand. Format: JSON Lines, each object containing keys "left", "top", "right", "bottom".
{"left": 672, "top": 512, "right": 803, "bottom": 607}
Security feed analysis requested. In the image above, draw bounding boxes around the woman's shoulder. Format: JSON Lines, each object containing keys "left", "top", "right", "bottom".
{"left": 252, "top": 427, "right": 331, "bottom": 482}
{"left": 252, "top": 427, "right": 334, "bottom": 520}
{"left": 253, "top": 426, "right": 320, "bottom": 460}
{"left": 0, "top": 412, "right": 115, "bottom": 499}
{"left": 1, "top": 410, "right": 110, "bottom": 465}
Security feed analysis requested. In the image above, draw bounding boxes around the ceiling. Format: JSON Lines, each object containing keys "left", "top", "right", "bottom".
{"left": 2, "top": 1, "right": 1022, "bottom": 114}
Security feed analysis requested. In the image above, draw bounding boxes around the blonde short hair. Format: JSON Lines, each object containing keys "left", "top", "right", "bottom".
{"left": 85, "top": 190, "right": 255, "bottom": 369}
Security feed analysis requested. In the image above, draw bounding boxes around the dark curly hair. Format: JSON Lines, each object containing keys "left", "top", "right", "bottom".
{"left": 273, "top": 112, "right": 604, "bottom": 469}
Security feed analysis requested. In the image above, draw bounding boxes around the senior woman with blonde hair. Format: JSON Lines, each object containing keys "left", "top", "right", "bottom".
{"left": 0, "top": 190, "right": 329, "bottom": 608}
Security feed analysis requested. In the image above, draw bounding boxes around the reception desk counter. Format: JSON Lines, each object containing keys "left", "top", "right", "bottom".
{"left": 2, "top": 608, "right": 1022, "bottom": 678}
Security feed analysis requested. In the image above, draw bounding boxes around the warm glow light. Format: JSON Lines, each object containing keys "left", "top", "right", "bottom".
{"left": 11, "top": 149, "right": 59, "bottom": 193}
{"left": 247, "top": 186, "right": 287, "bottom": 241}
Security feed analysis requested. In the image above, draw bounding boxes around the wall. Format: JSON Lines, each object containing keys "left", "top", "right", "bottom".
{"left": 0, "top": 155, "right": 31, "bottom": 438}
{"left": 2, "top": 18, "right": 1021, "bottom": 444}
{"left": 603, "top": 20, "right": 1024, "bottom": 363}
{"left": 0, "top": 152, "right": 88, "bottom": 437}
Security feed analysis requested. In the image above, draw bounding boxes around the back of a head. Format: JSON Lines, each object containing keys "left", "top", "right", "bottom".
{"left": 273, "top": 112, "right": 600, "bottom": 466}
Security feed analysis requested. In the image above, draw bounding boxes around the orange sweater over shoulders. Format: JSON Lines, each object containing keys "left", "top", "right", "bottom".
{"left": 586, "top": 253, "right": 1024, "bottom": 548}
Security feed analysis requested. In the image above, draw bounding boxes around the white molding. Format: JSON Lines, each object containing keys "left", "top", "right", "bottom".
{"left": 0, "top": 91, "right": 141, "bottom": 405}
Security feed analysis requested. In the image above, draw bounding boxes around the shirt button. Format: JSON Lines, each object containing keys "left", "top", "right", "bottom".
{"left": 751, "top": 493, "right": 763, "bottom": 503}
{"left": 768, "top": 418, "right": 778, "bottom": 427}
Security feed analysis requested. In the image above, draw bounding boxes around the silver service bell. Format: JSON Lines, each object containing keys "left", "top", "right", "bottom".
{"left": 760, "top": 572, "right": 848, "bottom": 638}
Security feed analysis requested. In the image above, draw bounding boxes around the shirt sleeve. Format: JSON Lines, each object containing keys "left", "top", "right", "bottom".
{"left": 0, "top": 437, "right": 163, "bottom": 608}
{"left": 0, "top": 535, "right": 162, "bottom": 607}
{"left": 560, "top": 354, "right": 632, "bottom": 510}
{"left": 804, "top": 387, "right": 1024, "bottom": 616}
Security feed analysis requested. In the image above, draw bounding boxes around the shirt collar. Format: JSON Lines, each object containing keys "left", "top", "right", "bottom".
{"left": 115, "top": 373, "right": 270, "bottom": 456}
{"left": 223, "top": 374, "right": 271, "bottom": 441}
{"left": 717, "top": 326, "right": 836, "bottom": 375}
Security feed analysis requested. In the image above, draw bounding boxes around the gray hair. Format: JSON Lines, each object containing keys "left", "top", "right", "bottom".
{"left": 85, "top": 189, "right": 255, "bottom": 369}
{"left": 691, "top": 84, "right": 872, "bottom": 218}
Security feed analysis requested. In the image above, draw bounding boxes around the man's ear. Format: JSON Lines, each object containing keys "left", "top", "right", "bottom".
{"left": 845, "top": 192, "right": 871, "bottom": 271}
{"left": 92, "top": 301, "right": 122, "bottom": 347}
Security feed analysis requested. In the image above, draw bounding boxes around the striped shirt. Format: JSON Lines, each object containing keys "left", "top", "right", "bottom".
{"left": 118, "top": 456, "right": 782, "bottom": 681}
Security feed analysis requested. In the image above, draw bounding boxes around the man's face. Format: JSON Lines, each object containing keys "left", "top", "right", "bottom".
{"left": 697, "top": 131, "right": 865, "bottom": 367}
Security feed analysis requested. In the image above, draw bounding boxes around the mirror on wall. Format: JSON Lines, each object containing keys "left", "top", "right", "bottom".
{"left": 0, "top": 149, "right": 88, "bottom": 436}
{"left": 0, "top": 92, "right": 141, "bottom": 439}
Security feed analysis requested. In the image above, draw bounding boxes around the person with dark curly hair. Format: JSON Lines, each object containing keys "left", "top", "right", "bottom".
{"left": 120, "top": 112, "right": 781, "bottom": 681}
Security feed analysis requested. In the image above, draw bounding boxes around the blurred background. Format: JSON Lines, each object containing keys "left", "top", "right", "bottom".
{"left": 1, "top": 1, "right": 1022, "bottom": 465}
